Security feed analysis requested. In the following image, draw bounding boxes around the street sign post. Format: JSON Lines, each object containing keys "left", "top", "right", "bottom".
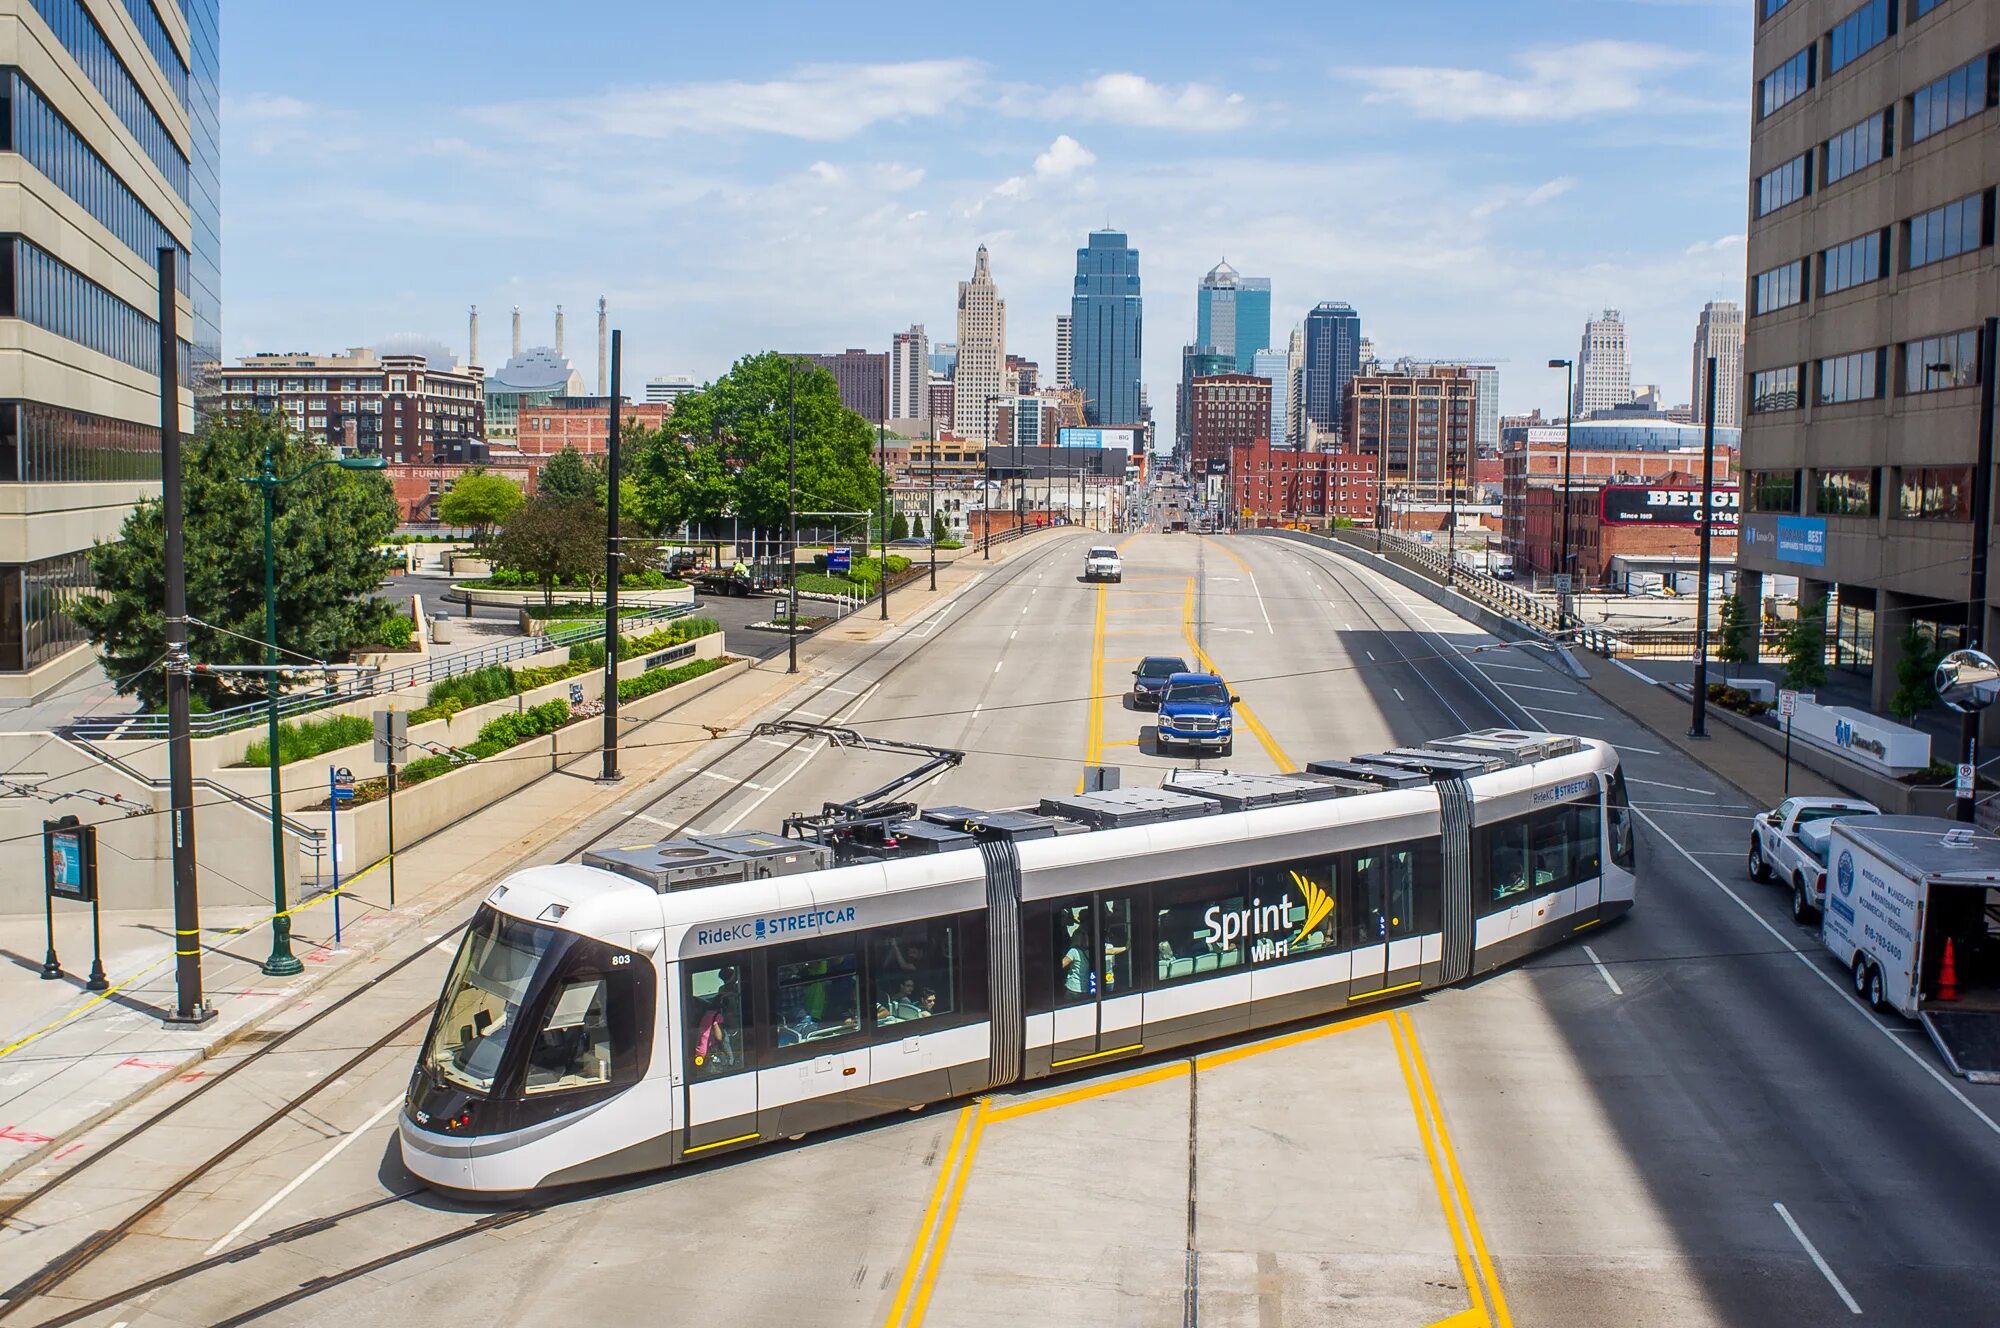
{"left": 1779, "top": 689, "right": 1799, "bottom": 796}
{"left": 41, "top": 815, "right": 106, "bottom": 989}
{"left": 329, "top": 766, "right": 356, "bottom": 943}
{"left": 372, "top": 713, "right": 407, "bottom": 907}
{"left": 827, "top": 546, "right": 852, "bottom": 576}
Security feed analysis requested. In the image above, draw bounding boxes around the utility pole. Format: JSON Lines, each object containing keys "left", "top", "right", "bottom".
{"left": 1689, "top": 356, "right": 1718, "bottom": 740}
{"left": 878, "top": 420, "right": 889, "bottom": 620}
{"left": 787, "top": 359, "right": 799, "bottom": 675}
{"left": 601, "top": 329, "right": 623, "bottom": 781}
{"left": 1960, "top": 316, "right": 1999, "bottom": 823}
{"left": 158, "top": 248, "right": 210, "bottom": 1026}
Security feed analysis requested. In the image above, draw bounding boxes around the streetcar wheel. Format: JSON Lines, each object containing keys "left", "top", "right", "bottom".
{"left": 1747, "top": 840, "right": 1769, "bottom": 883}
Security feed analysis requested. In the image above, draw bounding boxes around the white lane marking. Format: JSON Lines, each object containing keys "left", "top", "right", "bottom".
{"left": 754, "top": 737, "right": 794, "bottom": 750}
{"left": 817, "top": 683, "right": 867, "bottom": 697}
{"left": 1474, "top": 660, "right": 1540, "bottom": 673}
{"left": 993, "top": 660, "right": 1004, "bottom": 674}
{"left": 693, "top": 769, "right": 733, "bottom": 783}
{"left": 1636, "top": 806, "right": 2000, "bottom": 1139}
{"left": 1613, "top": 744, "right": 1664, "bottom": 756}
{"left": 1245, "top": 567, "right": 1275, "bottom": 633}
{"left": 1498, "top": 681, "right": 1577, "bottom": 696}
{"left": 1582, "top": 944, "right": 1623, "bottom": 996}
{"left": 1365, "top": 650, "right": 1375, "bottom": 661}
{"left": 1344, "top": 622, "right": 1354, "bottom": 630}
{"left": 1009, "top": 629, "right": 1017, "bottom": 641}
{"left": 1393, "top": 688, "right": 1404, "bottom": 701}
{"left": 432, "top": 939, "right": 457, "bottom": 954}
{"left": 1629, "top": 777, "right": 1716, "bottom": 796}
{"left": 1519, "top": 704, "right": 1603, "bottom": 721}
{"left": 204, "top": 1097, "right": 403, "bottom": 1257}
{"left": 1611, "top": 657, "right": 1662, "bottom": 686}
{"left": 1631, "top": 806, "right": 1754, "bottom": 820}
{"left": 1773, "top": 1202, "right": 1862, "bottom": 1315}
{"left": 632, "top": 811, "right": 672, "bottom": 827}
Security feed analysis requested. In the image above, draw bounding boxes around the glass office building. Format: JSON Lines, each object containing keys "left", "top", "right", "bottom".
{"left": 1303, "top": 302, "right": 1363, "bottom": 437}
{"left": 1070, "top": 230, "right": 1143, "bottom": 426}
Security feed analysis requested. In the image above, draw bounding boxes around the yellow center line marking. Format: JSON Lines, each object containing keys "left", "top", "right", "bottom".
{"left": 1078, "top": 582, "right": 1108, "bottom": 793}
{"left": 1391, "top": 1012, "right": 1490, "bottom": 1326}
{"left": 1179, "top": 578, "right": 1295, "bottom": 771}
{"left": 884, "top": 1103, "right": 976, "bottom": 1327}
{"left": 1401, "top": 1010, "right": 1513, "bottom": 1326}
{"left": 988, "top": 1059, "right": 1190, "bottom": 1122}
{"left": 906, "top": 1100, "right": 990, "bottom": 1327}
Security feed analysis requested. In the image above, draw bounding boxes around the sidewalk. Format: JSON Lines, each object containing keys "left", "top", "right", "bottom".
{"left": 0, "top": 527, "right": 1074, "bottom": 1189}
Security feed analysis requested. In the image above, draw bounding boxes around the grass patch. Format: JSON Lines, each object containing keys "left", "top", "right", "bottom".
{"left": 241, "top": 713, "right": 374, "bottom": 768}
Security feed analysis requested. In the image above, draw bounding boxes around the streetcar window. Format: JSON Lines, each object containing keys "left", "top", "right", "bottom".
{"left": 523, "top": 977, "right": 612, "bottom": 1095}
{"left": 770, "top": 939, "right": 863, "bottom": 1048}
{"left": 1347, "top": 849, "right": 1389, "bottom": 949}
{"left": 1573, "top": 802, "right": 1603, "bottom": 881}
{"left": 1386, "top": 842, "right": 1442, "bottom": 939}
{"left": 875, "top": 919, "right": 959, "bottom": 1025}
{"left": 1153, "top": 871, "right": 1250, "bottom": 983}
{"left": 1483, "top": 819, "right": 1532, "bottom": 909}
{"left": 1055, "top": 902, "right": 1096, "bottom": 1003}
{"left": 686, "top": 962, "right": 749, "bottom": 1080}
{"left": 1101, "top": 897, "right": 1135, "bottom": 995}
{"left": 1607, "top": 769, "right": 1636, "bottom": 870}
{"left": 424, "top": 907, "right": 555, "bottom": 1094}
{"left": 1532, "top": 812, "right": 1571, "bottom": 894}
{"left": 1249, "top": 858, "right": 1339, "bottom": 957}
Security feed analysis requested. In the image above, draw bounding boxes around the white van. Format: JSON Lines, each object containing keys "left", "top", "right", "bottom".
{"left": 1822, "top": 815, "right": 2000, "bottom": 1081}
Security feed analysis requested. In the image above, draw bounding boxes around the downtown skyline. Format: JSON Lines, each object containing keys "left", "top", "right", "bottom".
{"left": 223, "top": 1, "right": 1753, "bottom": 425}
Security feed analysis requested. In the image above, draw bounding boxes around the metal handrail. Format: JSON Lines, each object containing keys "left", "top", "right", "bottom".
{"left": 60, "top": 730, "right": 329, "bottom": 847}
{"left": 65, "top": 601, "right": 696, "bottom": 740}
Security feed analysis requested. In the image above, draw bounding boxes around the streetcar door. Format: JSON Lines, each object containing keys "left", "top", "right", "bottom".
{"left": 1346, "top": 846, "right": 1393, "bottom": 996}
{"left": 1571, "top": 790, "right": 1605, "bottom": 924}
{"left": 1046, "top": 894, "right": 1141, "bottom": 1069}
{"left": 682, "top": 957, "right": 759, "bottom": 1157}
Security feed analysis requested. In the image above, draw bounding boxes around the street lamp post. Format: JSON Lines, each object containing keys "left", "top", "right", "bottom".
{"left": 1548, "top": 358, "right": 1576, "bottom": 624}
{"left": 928, "top": 417, "right": 938, "bottom": 591}
{"left": 878, "top": 420, "right": 890, "bottom": 620}
{"left": 787, "top": 359, "right": 799, "bottom": 676}
{"left": 241, "top": 443, "right": 385, "bottom": 977}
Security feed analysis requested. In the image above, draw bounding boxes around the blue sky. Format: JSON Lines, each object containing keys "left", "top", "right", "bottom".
{"left": 221, "top": 0, "right": 1752, "bottom": 423}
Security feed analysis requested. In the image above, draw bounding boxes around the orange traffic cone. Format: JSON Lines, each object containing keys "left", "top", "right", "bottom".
{"left": 1938, "top": 938, "right": 1960, "bottom": 1002}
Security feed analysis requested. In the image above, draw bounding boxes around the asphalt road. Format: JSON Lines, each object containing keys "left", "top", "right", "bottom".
{"left": 8, "top": 515, "right": 2000, "bottom": 1326}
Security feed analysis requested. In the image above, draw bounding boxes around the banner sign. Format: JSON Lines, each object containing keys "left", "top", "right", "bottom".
{"left": 1775, "top": 516, "right": 1827, "bottom": 567}
{"left": 1597, "top": 486, "right": 1740, "bottom": 526}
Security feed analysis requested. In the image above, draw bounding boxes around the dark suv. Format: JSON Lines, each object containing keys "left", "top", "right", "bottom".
{"left": 1130, "top": 655, "right": 1188, "bottom": 710}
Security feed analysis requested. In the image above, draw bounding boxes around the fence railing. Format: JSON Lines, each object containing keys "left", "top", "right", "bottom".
{"left": 65, "top": 602, "right": 696, "bottom": 741}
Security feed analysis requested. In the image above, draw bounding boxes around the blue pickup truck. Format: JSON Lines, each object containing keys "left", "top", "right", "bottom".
{"left": 1156, "top": 671, "right": 1236, "bottom": 757}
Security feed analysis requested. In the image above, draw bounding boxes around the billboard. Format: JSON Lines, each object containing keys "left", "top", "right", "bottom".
{"left": 1058, "top": 427, "right": 1139, "bottom": 453}
{"left": 1598, "top": 485, "right": 1739, "bottom": 526}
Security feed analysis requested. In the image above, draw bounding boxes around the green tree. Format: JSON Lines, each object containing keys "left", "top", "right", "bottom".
{"left": 73, "top": 411, "right": 399, "bottom": 710}
{"left": 436, "top": 468, "right": 523, "bottom": 547}
{"left": 1780, "top": 597, "right": 1830, "bottom": 694}
{"left": 1891, "top": 620, "right": 1942, "bottom": 722}
{"left": 627, "top": 353, "right": 881, "bottom": 534}
{"left": 491, "top": 496, "right": 601, "bottom": 608}
{"left": 537, "top": 445, "right": 598, "bottom": 504}
{"left": 582, "top": 518, "right": 663, "bottom": 603}
{"left": 1716, "top": 593, "right": 1753, "bottom": 667}
{"left": 930, "top": 510, "right": 948, "bottom": 543}
{"left": 890, "top": 510, "right": 910, "bottom": 541}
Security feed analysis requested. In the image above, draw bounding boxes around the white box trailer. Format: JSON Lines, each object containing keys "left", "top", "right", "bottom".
{"left": 1822, "top": 815, "right": 2000, "bottom": 1082}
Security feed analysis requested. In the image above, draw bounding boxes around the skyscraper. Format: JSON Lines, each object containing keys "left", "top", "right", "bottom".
{"left": 1690, "top": 301, "right": 1743, "bottom": 429}
{"left": 1303, "top": 303, "right": 1363, "bottom": 438}
{"left": 1054, "top": 316, "right": 1072, "bottom": 390}
{"left": 890, "top": 324, "right": 929, "bottom": 431}
{"left": 1070, "top": 229, "right": 1143, "bottom": 425}
{"left": 955, "top": 246, "right": 1006, "bottom": 443}
{"left": 1284, "top": 326, "right": 1305, "bottom": 447}
{"left": 1575, "top": 310, "right": 1633, "bottom": 417}
{"left": 1196, "top": 262, "right": 1272, "bottom": 374}
{"left": 1470, "top": 366, "right": 1501, "bottom": 454}
{"left": 0, "top": 0, "right": 220, "bottom": 697}
{"left": 1251, "top": 348, "right": 1290, "bottom": 453}
{"left": 1178, "top": 345, "right": 1234, "bottom": 458}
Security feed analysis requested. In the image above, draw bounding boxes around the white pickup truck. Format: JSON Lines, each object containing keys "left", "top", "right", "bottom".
{"left": 1083, "top": 546, "right": 1123, "bottom": 583}
{"left": 1747, "top": 795, "right": 1880, "bottom": 922}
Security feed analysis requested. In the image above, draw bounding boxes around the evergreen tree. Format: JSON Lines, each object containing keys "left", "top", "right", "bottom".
{"left": 1716, "top": 593, "right": 1752, "bottom": 667}
{"left": 1891, "top": 620, "right": 1941, "bottom": 722}
{"left": 890, "top": 510, "right": 910, "bottom": 541}
{"left": 1780, "top": 598, "right": 1830, "bottom": 694}
{"left": 73, "top": 411, "right": 400, "bottom": 710}
{"left": 930, "top": 510, "right": 948, "bottom": 542}
{"left": 537, "top": 445, "right": 598, "bottom": 504}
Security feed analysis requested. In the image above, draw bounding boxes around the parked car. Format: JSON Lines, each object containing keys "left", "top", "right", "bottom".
{"left": 1130, "top": 655, "right": 1189, "bottom": 709}
{"left": 1748, "top": 795, "right": 1880, "bottom": 921}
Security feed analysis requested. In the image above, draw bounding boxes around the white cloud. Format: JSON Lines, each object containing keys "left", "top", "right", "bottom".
{"left": 471, "top": 59, "right": 982, "bottom": 144}
{"left": 1341, "top": 41, "right": 1701, "bottom": 121}
{"left": 1684, "top": 233, "right": 1746, "bottom": 254}
{"left": 1034, "top": 134, "right": 1096, "bottom": 178}
{"left": 1016, "top": 73, "right": 1250, "bottom": 130}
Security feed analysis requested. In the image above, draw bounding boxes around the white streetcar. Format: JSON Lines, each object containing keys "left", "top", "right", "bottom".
{"left": 400, "top": 729, "right": 1636, "bottom": 1195}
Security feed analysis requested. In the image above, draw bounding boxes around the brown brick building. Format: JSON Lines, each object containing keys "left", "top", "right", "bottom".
{"left": 796, "top": 349, "right": 889, "bottom": 423}
{"left": 1228, "top": 438, "right": 1377, "bottom": 526}
{"left": 1343, "top": 366, "right": 1475, "bottom": 501}
{"left": 515, "top": 397, "right": 674, "bottom": 455}
{"left": 1190, "top": 374, "right": 1272, "bottom": 475}
{"left": 217, "top": 349, "right": 485, "bottom": 465}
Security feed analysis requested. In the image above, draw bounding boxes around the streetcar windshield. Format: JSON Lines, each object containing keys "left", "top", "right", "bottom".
{"left": 425, "top": 906, "right": 557, "bottom": 1094}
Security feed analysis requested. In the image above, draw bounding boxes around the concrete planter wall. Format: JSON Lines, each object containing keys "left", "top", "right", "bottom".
{"left": 297, "top": 652, "right": 749, "bottom": 876}
{"left": 1699, "top": 699, "right": 1958, "bottom": 815}
{"left": 219, "top": 630, "right": 727, "bottom": 812}
{"left": 451, "top": 584, "right": 693, "bottom": 612}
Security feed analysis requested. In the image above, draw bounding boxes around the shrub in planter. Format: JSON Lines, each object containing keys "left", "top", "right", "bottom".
{"left": 374, "top": 614, "right": 415, "bottom": 650}
{"left": 242, "top": 713, "right": 374, "bottom": 767}
{"left": 617, "top": 657, "right": 726, "bottom": 703}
